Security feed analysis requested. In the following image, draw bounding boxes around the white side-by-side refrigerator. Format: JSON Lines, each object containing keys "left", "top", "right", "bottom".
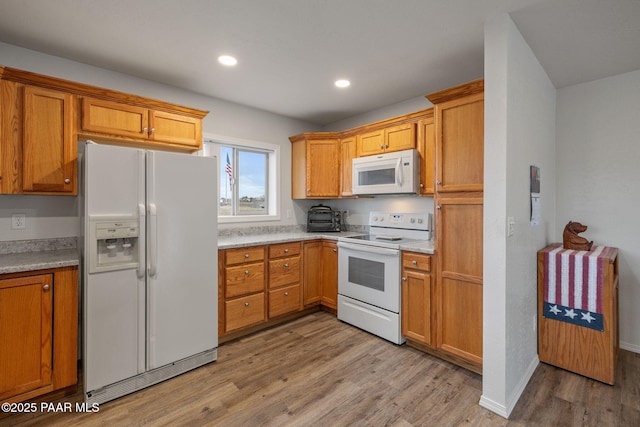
{"left": 81, "top": 142, "right": 218, "bottom": 405}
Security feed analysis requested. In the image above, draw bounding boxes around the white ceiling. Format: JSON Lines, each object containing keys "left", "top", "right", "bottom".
{"left": 0, "top": 0, "right": 638, "bottom": 125}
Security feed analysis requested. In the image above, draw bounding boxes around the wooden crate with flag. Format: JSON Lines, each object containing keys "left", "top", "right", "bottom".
{"left": 537, "top": 243, "right": 619, "bottom": 384}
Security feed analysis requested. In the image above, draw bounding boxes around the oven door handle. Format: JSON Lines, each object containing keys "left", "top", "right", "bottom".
{"left": 337, "top": 241, "right": 400, "bottom": 257}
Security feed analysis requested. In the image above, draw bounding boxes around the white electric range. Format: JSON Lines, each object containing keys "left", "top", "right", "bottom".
{"left": 337, "top": 211, "right": 432, "bottom": 344}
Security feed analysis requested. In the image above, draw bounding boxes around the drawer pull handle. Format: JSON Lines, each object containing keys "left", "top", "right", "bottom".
{"left": 284, "top": 292, "right": 289, "bottom": 296}
{"left": 244, "top": 302, "right": 249, "bottom": 307}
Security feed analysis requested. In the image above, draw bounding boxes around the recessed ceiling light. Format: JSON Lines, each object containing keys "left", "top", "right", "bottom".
{"left": 335, "top": 79, "right": 351, "bottom": 88}
{"left": 218, "top": 55, "right": 238, "bottom": 66}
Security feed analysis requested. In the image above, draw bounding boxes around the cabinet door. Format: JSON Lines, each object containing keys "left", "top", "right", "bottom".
{"left": 81, "top": 97, "right": 149, "bottom": 140}
{"left": 149, "top": 110, "right": 202, "bottom": 149}
{"left": 417, "top": 118, "right": 435, "bottom": 195}
{"left": 357, "top": 129, "right": 385, "bottom": 156}
{"left": 340, "top": 136, "right": 357, "bottom": 197}
{"left": 435, "top": 195, "right": 483, "bottom": 366}
{"left": 321, "top": 241, "right": 338, "bottom": 309}
{"left": 303, "top": 241, "right": 322, "bottom": 306}
{"left": 23, "top": 86, "right": 76, "bottom": 194}
{"left": 0, "top": 80, "right": 21, "bottom": 194}
{"left": 306, "top": 139, "right": 339, "bottom": 197}
{"left": 435, "top": 92, "right": 484, "bottom": 193}
{"left": 385, "top": 123, "right": 416, "bottom": 153}
{"left": 401, "top": 268, "right": 431, "bottom": 345}
{"left": 0, "top": 274, "right": 53, "bottom": 400}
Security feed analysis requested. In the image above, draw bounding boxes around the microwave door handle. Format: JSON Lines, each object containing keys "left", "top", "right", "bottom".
{"left": 395, "top": 157, "right": 403, "bottom": 185}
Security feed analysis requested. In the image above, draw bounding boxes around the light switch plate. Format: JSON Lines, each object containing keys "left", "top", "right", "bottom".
{"left": 507, "top": 217, "right": 515, "bottom": 237}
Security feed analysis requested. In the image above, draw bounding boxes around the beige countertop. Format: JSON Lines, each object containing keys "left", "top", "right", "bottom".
{"left": 0, "top": 248, "right": 80, "bottom": 274}
{"left": 218, "top": 231, "right": 434, "bottom": 254}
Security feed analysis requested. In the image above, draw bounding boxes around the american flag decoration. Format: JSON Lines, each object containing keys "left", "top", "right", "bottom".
{"left": 542, "top": 243, "right": 613, "bottom": 331}
{"left": 226, "top": 153, "right": 233, "bottom": 190}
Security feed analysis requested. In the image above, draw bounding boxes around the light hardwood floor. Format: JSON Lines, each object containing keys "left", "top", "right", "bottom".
{"left": 4, "top": 311, "right": 640, "bottom": 426}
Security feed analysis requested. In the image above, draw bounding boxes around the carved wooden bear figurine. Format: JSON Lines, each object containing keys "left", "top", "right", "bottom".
{"left": 562, "top": 221, "right": 593, "bottom": 251}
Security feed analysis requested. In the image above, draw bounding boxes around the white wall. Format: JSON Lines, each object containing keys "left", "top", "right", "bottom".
{"left": 0, "top": 42, "right": 316, "bottom": 241}
{"left": 556, "top": 69, "right": 640, "bottom": 352}
{"left": 322, "top": 96, "right": 433, "bottom": 132}
{"left": 481, "top": 14, "right": 556, "bottom": 418}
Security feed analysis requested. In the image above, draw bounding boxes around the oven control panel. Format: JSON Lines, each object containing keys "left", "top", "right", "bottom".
{"left": 369, "top": 211, "right": 431, "bottom": 231}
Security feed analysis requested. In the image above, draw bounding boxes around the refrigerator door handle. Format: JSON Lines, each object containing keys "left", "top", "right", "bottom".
{"left": 137, "top": 204, "right": 146, "bottom": 279}
{"left": 148, "top": 203, "right": 158, "bottom": 277}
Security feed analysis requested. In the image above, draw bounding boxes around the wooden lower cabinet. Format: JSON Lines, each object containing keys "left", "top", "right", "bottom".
{"left": 401, "top": 252, "right": 432, "bottom": 345}
{"left": 268, "top": 284, "right": 302, "bottom": 318}
{"left": 320, "top": 241, "right": 338, "bottom": 310}
{"left": 302, "top": 240, "right": 338, "bottom": 311}
{"left": 435, "top": 194, "right": 483, "bottom": 368}
{"left": 219, "top": 242, "right": 306, "bottom": 338}
{"left": 225, "top": 293, "right": 266, "bottom": 332}
{"left": 0, "top": 267, "right": 78, "bottom": 403}
{"left": 220, "top": 246, "right": 267, "bottom": 335}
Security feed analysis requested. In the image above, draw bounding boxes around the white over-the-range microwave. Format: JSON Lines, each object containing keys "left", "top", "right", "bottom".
{"left": 352, "top": 149, "right": 419, "bottom": 195}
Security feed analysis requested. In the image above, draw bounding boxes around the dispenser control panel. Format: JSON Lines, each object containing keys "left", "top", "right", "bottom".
{"left": 88, "top": 216, "right": 141, "bottom": 274}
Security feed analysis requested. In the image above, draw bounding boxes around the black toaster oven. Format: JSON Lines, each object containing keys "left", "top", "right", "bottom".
{"left": 307, "top": 204, "right": 341, "bottom": 232}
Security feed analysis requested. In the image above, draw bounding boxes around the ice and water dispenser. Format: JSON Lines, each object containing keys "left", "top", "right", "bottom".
{"left": 88, "top": 217, "right": 140, "bottom": 273}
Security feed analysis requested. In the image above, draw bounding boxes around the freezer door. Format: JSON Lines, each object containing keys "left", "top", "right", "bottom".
{"left": 146, "top": 151, "right": 218, "bottom": 369}
{"left": 83, "top": 143, "right": 146, "bottom": 392}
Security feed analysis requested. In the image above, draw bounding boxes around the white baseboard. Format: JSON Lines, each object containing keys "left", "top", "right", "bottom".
{"left": 620, "top": 341, "right": 640, "bottom": 354}
{"left": 479, "top": 356, "right": 539, "bottom": 419}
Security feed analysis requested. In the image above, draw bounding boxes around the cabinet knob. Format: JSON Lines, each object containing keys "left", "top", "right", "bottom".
{"left": 436, "top": 205, "right": 441, "bottom": 210}
{"left": 284, "top": 248, "right": 289, "bottom": 253}
{"left": 244, "top": 254, "right": 250, "bottom": 258}
{"left": 436, "top": 180, "right": 441, "bottom": 185}
{"left": 64, "top": 178, "right": 71, "bottom": 184}
{"left": 284, "top": 263, "right": 289, "bottom": 268}
{"left": 43, "top": 284, "right": 50, "bottom": 291}
{"left": 420, "top": 183, "right": 424, "bottom": 188}
{"left": 284, "top": 292, "right": 289, "bottom": 296}
{"left": 379, "top": 144, "right": 384, "bottom": 149}
{"left": 244, "top": 270, "right": 249, "bottom": 275}
{"left": 333, "top": 248, "right": 337, "bottom": 253}
{"left": 150, "top": 127, "right": 155, "bottom": 134}
{"left": 143, "top": 127, "right": 148, "bottom": 133}
{"left": 244, "top": 302, "right": 249, "bottom": 307}
{"left": 307, "top": 188, "right": 311, "bottom": 192}
{"left": 412, "top": 260, "right": 417, "bottom": 265}
{"left": 384, "top": 144, "right": 389, "bottom": 148}
{"left": 401, "top": 277, "right": 407, "bottom": 281}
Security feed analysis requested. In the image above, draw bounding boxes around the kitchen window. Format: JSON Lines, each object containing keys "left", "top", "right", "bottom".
{"left": 203, "top": 135, "right": 279, "bottom": 223}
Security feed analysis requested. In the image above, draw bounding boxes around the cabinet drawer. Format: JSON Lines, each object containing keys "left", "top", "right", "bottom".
{"left": 225, "top": 246, "right": 265, "bottom": 266}
{"left": 269, "top": 242, "right": 301, "bottom": 259}
{"left": 225, "top": 263, "right": 265, "bottom": 298}
{"left": 268, "top": 284, "right": 301, "bottom": 318}
{"left": 268, "top": 257, "right": 301, "bottom": 289}
{"left": 225, "top": 293, "right": 265, "bottom": 332}
{"left": 402, "top": 252, "right": 431, "bottom": 272}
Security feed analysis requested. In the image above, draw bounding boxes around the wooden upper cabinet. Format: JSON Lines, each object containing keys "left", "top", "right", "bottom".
{"left": 81, "top": 98, "right": 148, "bottom": 139}
{"left": 0, "top": 274, "right": 53, "bottom": 400}
{"left": 340, "top": 136, "right": 357, "bottom": 197}
{"left": 429, "top": 85, "right": 484, "bottom": 193}
{"left": 417, "top": 116, "right": 435, "bottom": 196}
{"left": 149, "top": 110, "right": 201, "bottom": 148}
{"left": 357, "top": 122, "right": 416, "bottom": 156}
{"left": 290, "top": 134, "right": 340, "bottom": 199}
{"left": 81, "top": 98, "right": 202, "bottom": 149}
{"left": 23, "top": 86, "right": 76, "bottom": 194}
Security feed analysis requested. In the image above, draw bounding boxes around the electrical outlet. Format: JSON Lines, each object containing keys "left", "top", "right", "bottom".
{"left": 507, "top": 217, "right": 515, "bottom": 237}
{"left": 286, "top": 209, "right": 293, "bottom": 219}
{"left": 11, "top": 213, "right": 26, "bottom": 230}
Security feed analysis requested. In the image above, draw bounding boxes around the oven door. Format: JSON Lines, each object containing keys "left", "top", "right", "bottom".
{"left": 337, "top": 241, "right": 400, "bottom": 313}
